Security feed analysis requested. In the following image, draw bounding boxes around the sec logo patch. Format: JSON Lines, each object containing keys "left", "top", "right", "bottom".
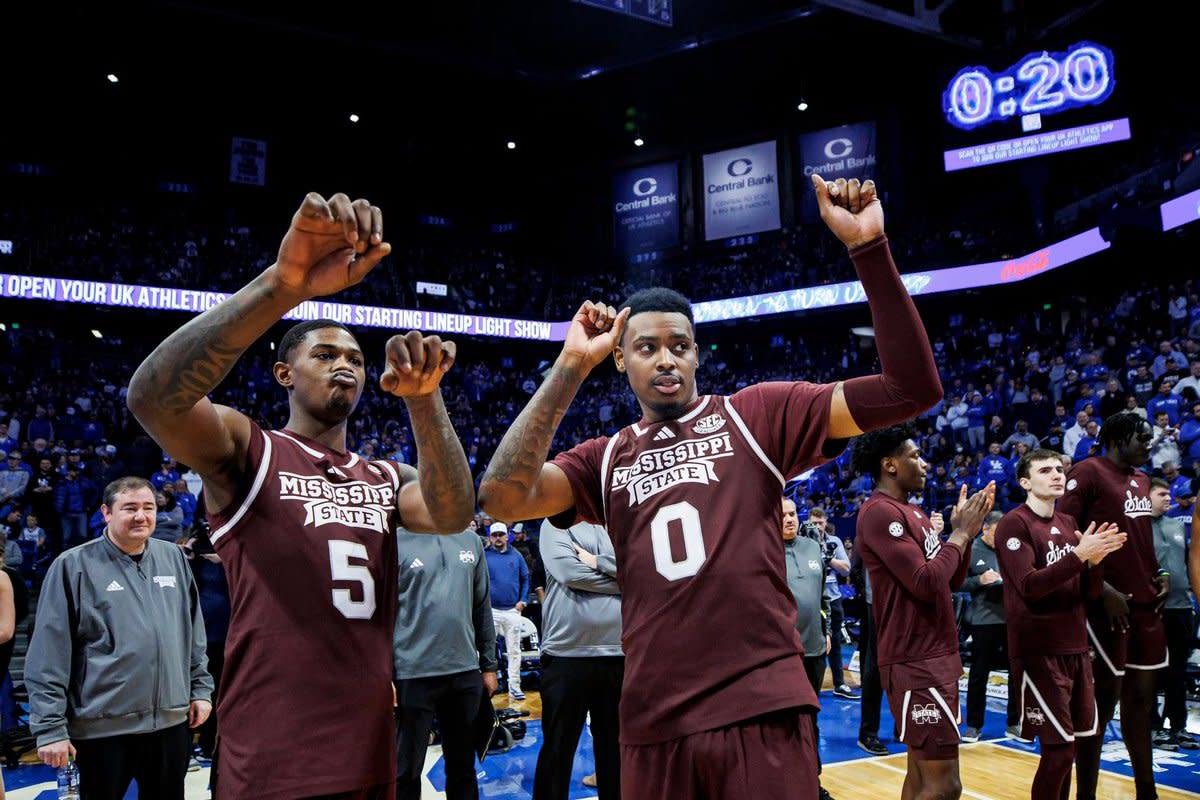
{"left": 1006, "top": 537, "right": 1021, "bottom": 551}
{"left": 888, "top": 522, "right": 904, "bottom": 538}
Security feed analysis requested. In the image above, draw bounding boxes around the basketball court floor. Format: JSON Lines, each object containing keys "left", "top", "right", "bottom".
{"left": 4, "top": 664, "right": 1198, "bottom": 798}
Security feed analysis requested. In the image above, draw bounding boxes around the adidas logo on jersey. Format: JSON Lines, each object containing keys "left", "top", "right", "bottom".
{"left": 106, "top": 580, "right": 124, "bottom": 592}
{"left": 976, "top": 559, "right": 986, "bottom": 566}
{"left": 409, "top": 558, "right": 425, "bottom": 569}
{"left": 1049, "top": 526, "right": 1062, "bottom": 536}
{"left": 326, "top": 466, "right": 347, "bottom": 478}
{"left": 692, "top": 413, "right": 726, "bottom": 435}
{"left": 1130, "top": 480, "right": 1138, "bottom": 488}
{"left": 652, "top": 428, "right": 676, "bottom": 442}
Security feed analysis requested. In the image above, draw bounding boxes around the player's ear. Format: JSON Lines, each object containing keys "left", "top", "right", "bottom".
{"left": 273, "top": 361, "right": 293, "bottom": 389}
{"left": 613, "top": 345, "right": 626, "bottom": 373}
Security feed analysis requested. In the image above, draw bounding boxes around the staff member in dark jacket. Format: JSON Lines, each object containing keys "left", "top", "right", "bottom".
{"left": 959, "top": 510, "right": 1020, "bottom": 742}
{"left": 393, "top": 527, "right": 498, "bottom": 800}
{"left": 25, "top": 476, "right": 213, "bottom": 800}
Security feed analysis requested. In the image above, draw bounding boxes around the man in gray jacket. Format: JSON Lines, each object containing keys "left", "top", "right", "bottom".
{"left": 533, "top": 519, "right": 622, "bottom": 800}
{"left": 782, "top": 498, "right": 835, "bottom": 800}
{"left": 393, "top": 526, "right": 498, "bottom": 800}
{"left": 959, "top": 510, "right": 1020, "bottom": 742}
{"left": 1150, "top": 478, "right": 1198, "bottom": 750}
{"left": 25, "top": 476, "right": 212, "bottom": 800}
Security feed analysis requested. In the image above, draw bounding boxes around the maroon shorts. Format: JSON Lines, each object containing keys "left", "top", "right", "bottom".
{"left": 1086, "top": 601, "right": 1168, "bottom": 677}
{"left": 1012, "top": 653, "right": 1097, "bottom": 744}
{"left": 620, "top": 709, "right": 818, "bottom": 800}
{"left": 881, "top": 654, "right": 962, "bottom": 761}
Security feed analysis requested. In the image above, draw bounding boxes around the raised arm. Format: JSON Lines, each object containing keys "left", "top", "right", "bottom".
{"left": 810, "top": 176, "right": 942, "bottom": 440}
{"left": 479, "top": 302, "right": 629, "bottom": 521}
{"left": 127, "top": 193, "right": 390, "bottom": 511}
{"left": 377, "top": 332, "right": 474, "bottom": 533}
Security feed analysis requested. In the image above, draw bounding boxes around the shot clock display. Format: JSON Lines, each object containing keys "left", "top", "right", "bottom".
{"left": 943, "top": 42, "right": 1115, "bottom": 130}
{"left": 941, "top": 41, "right": 1131, "bottom": 172}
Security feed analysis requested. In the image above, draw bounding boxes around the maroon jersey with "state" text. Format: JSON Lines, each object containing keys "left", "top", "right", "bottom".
{"left": 208, "top": 422, "right": 400, "bottom": 799}
{"left": 1058, "top": 457, "right": 1158, "bottom": 605}
{"left": 857, "top": 492, "right": 967, "bottom": 669}
{"left": 994, "top": 504, "right": 1103, "bottom": 658}
{"left": 553, "top": 383, "right": 838, "bottom": 745}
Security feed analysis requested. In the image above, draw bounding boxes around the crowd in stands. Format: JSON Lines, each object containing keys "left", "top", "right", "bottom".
{"left": 4, "top": 128, "right": 1197, "bottom": 324}
{"left": 1, "top": 251, "right": 1197, "bottom": 589}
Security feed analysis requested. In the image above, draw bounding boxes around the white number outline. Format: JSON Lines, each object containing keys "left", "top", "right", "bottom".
{"left": 651, "top": 502, "right": 706, "bottom": 581}
{"left": 328, "top": 539, "right": 376, "bottom": 620}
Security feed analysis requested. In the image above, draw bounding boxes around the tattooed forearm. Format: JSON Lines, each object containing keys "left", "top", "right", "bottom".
{"left": 129, "top": 269, "right": 302, "bottom": 417}
{"left": 480, "top": 359, "right": 584, "bottom": 497}
{"left": 404, "top": 392, "right": 474, "bottom": 532}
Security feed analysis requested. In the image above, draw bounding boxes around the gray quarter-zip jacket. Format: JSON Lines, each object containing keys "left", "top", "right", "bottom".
{"left": 393, "top": 529, "right": 498, "bottom": 679}
{"left": 25, "top": 534, "right": 212, "bottom": 746}
{"left": 539, "top": 520, "right": 623, "bottom": 657}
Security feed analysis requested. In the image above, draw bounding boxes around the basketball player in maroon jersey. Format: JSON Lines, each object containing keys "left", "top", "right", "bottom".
{"left": 853, "top": 423, "right": 994, "bottom": 800}
{"left": 1058, "top": 413, "right": 1169, "bottom": 800}
{"left": 479, "top": 175, "right": 943, "bottom": 800}
{"left": 128, "top": 193, "right": 475, "bottom": 799}
{"left": 994, "top": 449, "right": 1125, "bottom": 800}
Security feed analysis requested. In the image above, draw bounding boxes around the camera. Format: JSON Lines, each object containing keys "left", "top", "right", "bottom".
{"left": 800, "top": 520, "right": 824, "bottom": 542}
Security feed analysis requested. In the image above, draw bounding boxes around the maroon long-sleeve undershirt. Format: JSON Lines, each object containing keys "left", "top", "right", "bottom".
{"left": 841, "top": 235, "right": 941, "bottom": 430}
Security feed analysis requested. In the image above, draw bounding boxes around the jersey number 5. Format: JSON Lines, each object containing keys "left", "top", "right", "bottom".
{"left": 329, "top": 539, "right": 376, "bottom": 619}
{"left": 651, "top": 501, "right": 706, "bottom": 581}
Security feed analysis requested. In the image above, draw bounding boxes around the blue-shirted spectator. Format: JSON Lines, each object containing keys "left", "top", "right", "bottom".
{"left": 485, "top": 522, "right": 531, "bottom": 700}
{"left": 1148, "top": 380, "right": 1184, "bottom": 426}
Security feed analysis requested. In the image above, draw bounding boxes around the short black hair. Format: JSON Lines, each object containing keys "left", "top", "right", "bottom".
{"left": 619, "top": 287, "right": 694, "bottom": 340}
{"left": 851, "top": 422, "right": 918, "bottom": 480}
{"left": 277, "top": 319, "right": 354, "bottom": 363}
{"left": 1098, "top": 411, "right": 1150, "bottom": 451}
{"left": 1016, "top": 448, "right": 1062, "bottom": 480}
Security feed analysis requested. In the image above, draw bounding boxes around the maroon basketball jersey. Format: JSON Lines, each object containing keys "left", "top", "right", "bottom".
{"left": 1058, "top": 457, "right": 1158, "bottom": 604}
{"left": 553, "top": 382, "right": 837, "bottom": 745}
{"left": 208, "top": 422, "right": 400, "bottom": 799}
{"left": 857, "top": 492, "right": 965, "bottom": 669}
{"left": 994, "top": 504, "right": 1101, "bottom": 658}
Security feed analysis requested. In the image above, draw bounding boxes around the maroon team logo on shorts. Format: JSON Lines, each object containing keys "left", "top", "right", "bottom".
{"left": 1025, "top": 707, "right": 1046, "bottom": 726}
{"left": 911, "top": 704, "right": 942, "bottom": 725}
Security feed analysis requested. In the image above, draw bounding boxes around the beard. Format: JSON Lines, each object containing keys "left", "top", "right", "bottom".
{"left": 323, "top": 393, "right": 356, "bottom": 420}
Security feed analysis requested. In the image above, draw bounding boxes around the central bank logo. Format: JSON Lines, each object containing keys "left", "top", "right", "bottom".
{"left": 632, "top": 177, "right": 658, "bottom": 196}
{"left": 824, "top": 138, "right": 854, "bottom": 159}
{"left": 727, "top": 158, "right": 753, "bottom": 177}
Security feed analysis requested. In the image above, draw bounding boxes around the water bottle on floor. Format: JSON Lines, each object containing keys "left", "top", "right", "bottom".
{"left": 57, "top": 757, "right": 80, "bottom": 800}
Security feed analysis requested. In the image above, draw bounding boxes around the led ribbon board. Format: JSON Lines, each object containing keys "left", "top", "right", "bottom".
{"left": 0, "top": 230, "right": 1113, "bottom": 339}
